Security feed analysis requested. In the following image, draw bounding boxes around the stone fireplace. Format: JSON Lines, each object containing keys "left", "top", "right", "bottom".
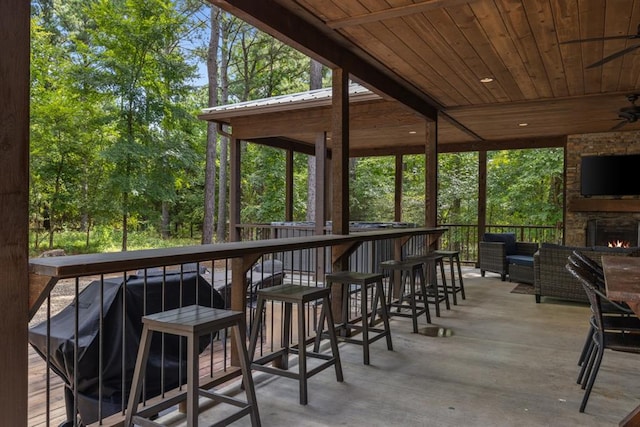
{"left": 586, "top": 219, "right": 640, "bottom": 247}
{"left": 565, "top": 131, "right": 640, "bottom": 247}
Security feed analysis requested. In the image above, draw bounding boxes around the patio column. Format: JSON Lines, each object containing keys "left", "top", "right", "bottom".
{"left": 425, "top": 119, "right": 438, "bottom": 250}
{"left": 478, "top": 150, "right": 488, "bottom": 260}
{"left": 315, "top": 132, "right": 328, "bottom": 280}
{"left": 314, "top": 132, "right": 327, "bottom": 236}
{"left": 331, "top": 68, "right": 349, "bottom": 241}
{"left": 285, "top": 148, "right": 294, "bottom": 221}
{"left": 229, "top": 136, "right": 241, "bottom": 242}
{"left": 425, "top": 119, "right": 437, "bottom": 227}
{"left": 0, "top": 1, "right": 29, "bottom": 424}
{"left": 330, "top": 68, "right": 349, "bottom": 323}
{"left": 395, "top": 155, "right": 403, "bottom": 222}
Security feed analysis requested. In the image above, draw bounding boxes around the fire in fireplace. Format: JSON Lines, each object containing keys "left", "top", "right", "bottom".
{"left": 586, "top": 219, "right": 640, "bottom": 247}
{"left": 608, "top": 240, "right": 631, "bottom": 248}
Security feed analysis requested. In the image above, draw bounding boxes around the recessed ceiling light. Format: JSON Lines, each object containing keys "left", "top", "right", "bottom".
{"left": 480, "top": 77, "right": 494, "bottom": 83}
{"left": 518, "top": 123, "right": 528, "bottom": 127}
{"left": 409, "top": 131, "right": 417, "bottom": 134}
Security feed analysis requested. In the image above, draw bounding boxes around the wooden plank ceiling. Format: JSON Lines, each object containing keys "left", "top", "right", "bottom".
{"left": 210, "top": 0, "right": 640, "bottom": 155}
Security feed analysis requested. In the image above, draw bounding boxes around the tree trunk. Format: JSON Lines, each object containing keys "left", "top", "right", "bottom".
{"left": 216, "top": 132, "right": 228, "bottom": 242}
{"left": 122, "top": 190, "right": 128, "bottom": 251}
{"left": 202, "top": 6, "right": 220, "bottom": 244}
{"left": 161, "top": 201, "right": 170, "bottom": 239}
{"left": 307, "top": 59, "right": 323, "bottom": 222}
{"left": 215, "top": 15, "right": 232, "bottom": 243}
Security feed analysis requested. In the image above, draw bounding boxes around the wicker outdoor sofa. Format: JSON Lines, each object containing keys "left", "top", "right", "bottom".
{"left": 533, "top": 243, "right": 640, "bottom": 303}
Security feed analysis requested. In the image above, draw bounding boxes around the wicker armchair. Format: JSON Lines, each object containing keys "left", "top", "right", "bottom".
{"left": 479, "top": 233, "right": 539, "bottom": 281}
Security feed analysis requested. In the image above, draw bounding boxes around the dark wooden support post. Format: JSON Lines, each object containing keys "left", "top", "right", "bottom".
{"left": 392, "top": 155, "right": 405, "bottom": 292}
{"left": 395, "top": 155, "right": 403, "bottom": 222}
{"left": 331, "top": 68, "right": 350, "bottom": 321}
{"left": 331, "top": 69, "right": 350, "bottom": 251}
{"left": 229, "top": 136, "right": 241, "bottom": 242}
{"left": 477, "top": 150, "right": 488, "bottom": 264}
{"left": 315, "top": 133, "right": 327, "bottom": 279}
{"left": 425, "top": 120, "right": 438, "bottom": 250}
{"left": 0, "top": 1, "right": 29, "bottom": 424}
{"left": 285, "top": 148, "right": 294, "bottom": 221}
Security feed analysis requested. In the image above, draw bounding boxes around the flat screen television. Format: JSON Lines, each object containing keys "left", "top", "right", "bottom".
{"left": 581, "top": 154, "right": 640, "bottom": 197}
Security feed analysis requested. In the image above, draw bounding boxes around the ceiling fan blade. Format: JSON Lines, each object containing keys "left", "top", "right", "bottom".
{"left": 561, "top": 35, "right": 633, "bottom": 44}
{"left": 586, "top": 44, "right": 640, "bottom": 69}
{"left": 611, "top": 120, "right": 629, "bottom": 131}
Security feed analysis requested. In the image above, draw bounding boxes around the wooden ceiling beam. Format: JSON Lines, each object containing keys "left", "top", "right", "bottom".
{"left": 327, "top": 0, "right": 476, "bottom": 29}
{"left": 439, "top": 136, "right": 567, "bottom": 153}
{"left": 248, "top": 136, "right": 317, "bottom": 156}
{"left": 210, "top": 0, "right": 440, "bottom": 120}
{"left": 245, "top": 137, "right": 566, "bottom": 158}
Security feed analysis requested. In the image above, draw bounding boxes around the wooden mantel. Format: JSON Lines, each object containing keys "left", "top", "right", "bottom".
{"left": 568, "top": 197, "right": 640, "bottom": 213}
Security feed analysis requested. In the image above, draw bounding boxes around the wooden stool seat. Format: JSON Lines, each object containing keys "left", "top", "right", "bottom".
{"left": 324, "top": 271, "right": 392, "bottom": 365}
{"left": 407, "top": 254, "right": 451, "bottom": 316}
{"left": 125, "top": 305, "right": 260, "bottom": 427}
{"left": 248, "top": 284, "right": 343, "bottom": 405}
{"left": 380, "top": 259, "right": 431, "bottom": 333}
{"left": 434, "top": 250, "right": 466, "bottom": 304}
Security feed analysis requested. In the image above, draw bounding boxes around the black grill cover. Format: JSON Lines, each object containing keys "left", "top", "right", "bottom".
{"left": 29, "top": 272, "right": 224, "bottom": 420}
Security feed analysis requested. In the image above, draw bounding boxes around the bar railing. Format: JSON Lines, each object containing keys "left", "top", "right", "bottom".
{"left": 438, "top": 223, "right": 563, "bottom": 263}
{"left": 28, "top": 227, "right": 444, "bottom": 427}
{"left": 237, "top": 222, "right": 563, "bottom": 265}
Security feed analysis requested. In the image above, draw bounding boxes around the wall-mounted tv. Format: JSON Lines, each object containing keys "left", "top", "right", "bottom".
{"left": 581, "top": 154, "right": 640, "bottom": 197}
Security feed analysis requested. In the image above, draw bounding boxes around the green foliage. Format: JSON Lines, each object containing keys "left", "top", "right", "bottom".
{"left": 30, "top": 227, "right": 200, "bottom": 256}
{"left": 486, "top": 148, "right": 563, "bottom": 225}
{"left": 29, "top": 0, "right": 566, "bottom": 252}
{"left": 350, "top": 157, "right": 395, "bottom": 221}
{"left": 241, "top": 144, "right": 286, "bottom": 222}
{"left": 438, "top": 152, "right": 478, "bottom": 224}
{"left": 30, "top": 0, "right": 208, "bottom": 250}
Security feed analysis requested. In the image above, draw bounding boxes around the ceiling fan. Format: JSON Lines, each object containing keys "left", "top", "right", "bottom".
{"left": 561, "top": 24, "right": 640, "bottom": 69}
{"left": 612, "top": 94, "right": 640, "bottom": 131}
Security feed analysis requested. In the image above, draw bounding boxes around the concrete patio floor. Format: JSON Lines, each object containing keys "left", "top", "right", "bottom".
{"left": 161, "top": 268, "right": 640, "bottom": 427}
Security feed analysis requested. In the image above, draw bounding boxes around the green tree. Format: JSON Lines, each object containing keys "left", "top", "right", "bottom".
{"left": 88, "top": 0, "right": 198, "bottom": 249}
{"left": 487, "top": 148, "right": 563, "bottom": 225}
{"left": 350, "top": 157, "right": 395, "bottom": 222}
{"left": 438, "top": 152, "right": 478, "bottom": 225}
{"left": 30, "top": 16, "right": 111, "bottom": 249}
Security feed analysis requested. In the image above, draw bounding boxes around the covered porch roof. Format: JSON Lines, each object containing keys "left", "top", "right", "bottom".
{"left": 211, "top": 0, "right": 640, "bottom": 148}
{"left": 198, "top": 83, "right": 567, "bottom": 157}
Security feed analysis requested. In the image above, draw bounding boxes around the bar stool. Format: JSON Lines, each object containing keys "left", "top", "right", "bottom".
{"left": 434, "top": 249, "right": 466, "bottom": 305}
{"left": 407, "top": 253, "right": 451, "bottom": 317}
{"left": 324, "top": 271, "right": 392, "bottom": 365}
{"left": 248, "top": 284, "right": 343, "bottom": 405}
{"left": 380, "top": 259, "right": 431, "bottom": 333}
{"left": 125, "top": 305, "right": 260, "bottom": 427}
